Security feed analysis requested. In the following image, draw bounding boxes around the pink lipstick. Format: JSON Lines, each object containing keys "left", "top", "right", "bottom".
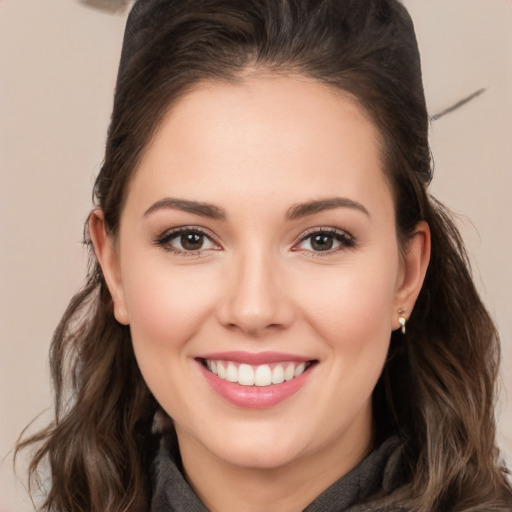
{"left": 196, "top": 351, "right": 316, "bottom": 408}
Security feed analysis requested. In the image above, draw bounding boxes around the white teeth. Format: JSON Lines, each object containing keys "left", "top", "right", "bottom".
{"left": 254, "top": 365, "right": 272, "bottom": 387}
{"left": 284, "top": 363, "right": 295, "bottom": 381}
{"left": 204, "top": 359, "right": 311, "bottom": 386}
{"left": 294, "top": 362, "right": 306, "bottom": 377}
{"left": 226, "top": 363, "right": 238, "bottom": 383}
{"left": 238, "top": 364, "right": 255, "bottom": 386}
{"left": 217, "top": 361, "right": 226, "bottom": 379}
{"left": 271, "top": 365, "right": 285, "bottom": 384}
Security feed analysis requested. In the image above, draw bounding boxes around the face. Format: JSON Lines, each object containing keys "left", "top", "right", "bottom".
{"left": 94, "top": 75, "right": 428, "bottom": 474}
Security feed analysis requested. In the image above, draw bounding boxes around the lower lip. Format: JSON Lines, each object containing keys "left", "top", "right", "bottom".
{"left": 198, "top": 361, "right": 314, "bottom": 409}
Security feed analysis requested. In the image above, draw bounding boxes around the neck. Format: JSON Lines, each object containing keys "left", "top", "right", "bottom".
{"left": 176, "top": 420, "right": 374, "bottom": 512}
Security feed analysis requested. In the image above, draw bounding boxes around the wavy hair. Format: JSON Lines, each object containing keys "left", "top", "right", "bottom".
{"left": 16, "top": 0, "right": 512, "bottom": 510}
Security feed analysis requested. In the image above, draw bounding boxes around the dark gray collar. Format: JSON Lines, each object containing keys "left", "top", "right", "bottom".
{"left": 150, "top": 436, "right": 406, "bottom": 512}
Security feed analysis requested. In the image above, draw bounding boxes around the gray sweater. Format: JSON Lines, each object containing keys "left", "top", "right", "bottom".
{"left": 149, "top": 436, "right": 406, "bottom": 512}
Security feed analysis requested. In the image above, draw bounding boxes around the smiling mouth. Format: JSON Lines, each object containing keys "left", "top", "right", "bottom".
{"left": 198, "top": 358, "right": 317, "bottom": 387}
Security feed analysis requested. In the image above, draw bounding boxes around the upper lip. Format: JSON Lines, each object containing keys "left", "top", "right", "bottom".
{"left": 196, "top": 351, "right": 314, "bottom": 365}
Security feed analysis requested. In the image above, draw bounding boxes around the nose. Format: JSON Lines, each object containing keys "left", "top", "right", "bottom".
{"left": 216, "top": 250, "right": 295, "bottom": 337}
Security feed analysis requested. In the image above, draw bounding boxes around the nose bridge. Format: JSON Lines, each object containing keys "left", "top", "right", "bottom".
{"left": 218, "top": 242, "right": 293, "bottom": 335}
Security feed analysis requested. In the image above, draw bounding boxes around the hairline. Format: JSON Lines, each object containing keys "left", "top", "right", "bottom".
{"left": 113, "top": 66, "right": 399, "bottom": 241}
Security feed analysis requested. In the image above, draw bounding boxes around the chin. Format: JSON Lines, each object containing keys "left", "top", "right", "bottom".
{"left": 212, "top": 442, "right": 302, "bottom": 470}
{"left": 195, "top": 421, "right": 315, "bottom": 470}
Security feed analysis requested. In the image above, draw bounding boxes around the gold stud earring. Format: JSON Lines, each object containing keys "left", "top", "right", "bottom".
{"left": 398, "top": 308, "right": 406, "bottom": 334}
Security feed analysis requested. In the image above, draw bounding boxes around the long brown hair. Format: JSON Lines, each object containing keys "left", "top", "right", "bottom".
{"left": 16, "top": 1, "right": 512, "bottom": 510}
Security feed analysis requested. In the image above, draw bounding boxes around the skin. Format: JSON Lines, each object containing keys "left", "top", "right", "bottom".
{"left": 91, "top": 74, "right": 430, "bottom": 512}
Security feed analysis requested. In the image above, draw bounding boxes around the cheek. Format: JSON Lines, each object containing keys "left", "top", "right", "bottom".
{"left": 297, "top": 252, "right": 399, "bottom": 364}
{"left": 120, "top": 257, "right": 223, "bottom": 418}
{"left": 120, "top": 255, "right": 218, "bottom": 357}
{"left": 296, "top": 260, "right": 398, "bottom": 423}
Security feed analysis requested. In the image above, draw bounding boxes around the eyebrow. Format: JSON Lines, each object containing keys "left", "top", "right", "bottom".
{"left": 144, "top": 198, "right": 226, "bottom": 220}
{"left": 286, "top": 197, "right": 369, "bottom": 220}
{"left": 143, "top": 196, "right": 368, "bottom": 221}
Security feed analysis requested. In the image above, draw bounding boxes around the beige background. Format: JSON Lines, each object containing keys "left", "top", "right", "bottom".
{"left": 1, "top": 1, "right": 511, "bottom": 510}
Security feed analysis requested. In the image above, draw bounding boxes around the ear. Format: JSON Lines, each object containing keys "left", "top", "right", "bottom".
{"left": 89, "top": 209, "right": 130, "bottom": 325}
{"left": 392, "top": 221, "right": 431, "bottom": 330}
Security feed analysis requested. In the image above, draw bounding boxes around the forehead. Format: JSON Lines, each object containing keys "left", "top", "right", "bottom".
{"left": 125, "top": 75, "right": 393, "bottom": 217}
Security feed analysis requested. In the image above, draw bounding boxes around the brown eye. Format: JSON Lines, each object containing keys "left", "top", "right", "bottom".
{"left": 180, "top": 232, "right": 205, "bottom": 251}
{"left": 310, "top": 233, "right": 334, "bottom": 251}
{"left": 294, "top": 229, "right": 355, "bottom": 254}
{"left": 157, "top": 228, "right": 219, "bottom": 254}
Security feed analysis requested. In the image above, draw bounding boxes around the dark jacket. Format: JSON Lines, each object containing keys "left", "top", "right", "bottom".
{"left": 150, "top": 436, "right": 407, "bottom": 512}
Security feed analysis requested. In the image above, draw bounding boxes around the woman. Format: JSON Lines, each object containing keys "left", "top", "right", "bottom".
{"left": 16, "top": 0, "right": 512, "bottom": 510}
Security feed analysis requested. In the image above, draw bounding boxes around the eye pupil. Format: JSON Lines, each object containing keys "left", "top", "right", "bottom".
{"left": 181, "top": 233, "right": 204, "bottom": 250}
{"left": 311, "top": 234, "right": 333, "bottom": 251}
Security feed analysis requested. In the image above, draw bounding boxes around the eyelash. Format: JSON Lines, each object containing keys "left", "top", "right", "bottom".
{"left": 292, "top": 228, "right": 356, "bottom": 256}
{"left": 154, "top": 226, "right": 356, "bottom": 257}
{"left": 155, "top": 227, "right": 220, "bottom": 257}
